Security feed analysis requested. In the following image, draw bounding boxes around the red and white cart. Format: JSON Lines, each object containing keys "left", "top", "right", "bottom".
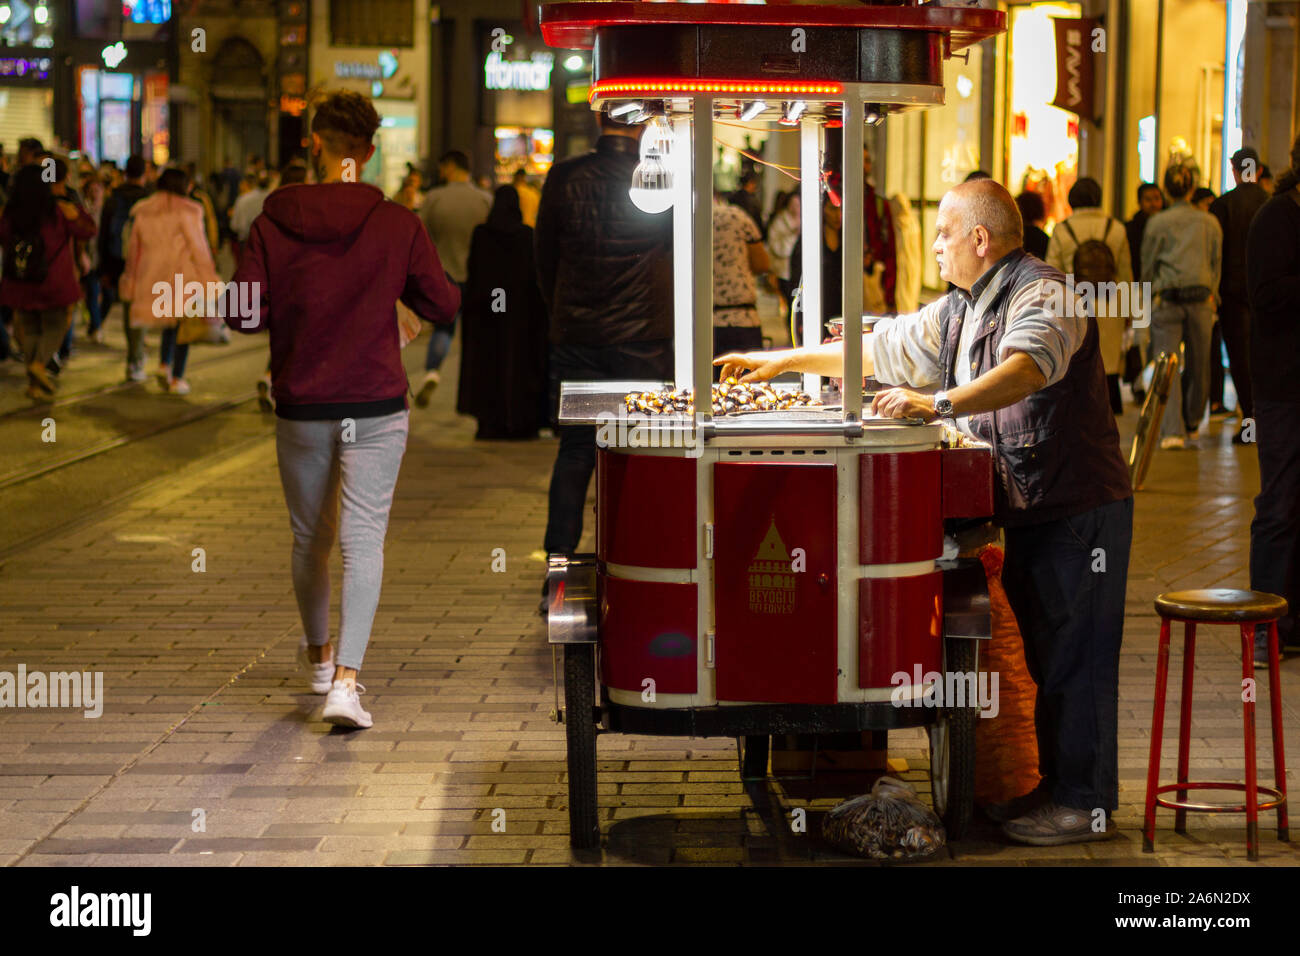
{"left": 539, "top": 1, "right": 1006, "bottom": 850}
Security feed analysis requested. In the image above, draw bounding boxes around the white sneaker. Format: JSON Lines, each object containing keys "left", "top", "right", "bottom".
{"left": 415, "top": 370, "right": 440, "bottom": 407}
{"left": 322, "top": 679, "right": 372, "bottom": 728}
{"left": 126, "top": 362, "right": 148, "bottom": 383}
{"left": 168, "top": 378, "right": 191, "bottom": 395}
{"left": 297, "top": 637, "right": 335, "bottom": 694}
{"left": 1160, "top": 436, "right": 1187, "bottom": 450}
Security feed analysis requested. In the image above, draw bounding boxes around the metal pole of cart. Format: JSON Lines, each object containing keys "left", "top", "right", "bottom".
{"left": 693, "top": 96, "right": 715, "bottom": 423}
{"left": 671, "top": 112, "right": 694, "bottom": 389}
{"left": 799, "top": 116, "right": 821, "bottom": 396}
{"left": 840, "top": 89, "right": 864, "bottom": 424}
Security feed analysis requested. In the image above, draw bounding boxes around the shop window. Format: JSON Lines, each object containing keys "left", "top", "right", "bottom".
{"left": 330, "top": 0, "right": 414, "bottom": 48}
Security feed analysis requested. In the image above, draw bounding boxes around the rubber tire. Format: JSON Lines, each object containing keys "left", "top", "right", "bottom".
{"left": 739, "top": 735, "right": 770, "bottom": 780}
{"left": 563, "top": 643, "right": 600, "bottom": 849}
{"left": 929, "top": 636, "right": 977, "bottom": 840}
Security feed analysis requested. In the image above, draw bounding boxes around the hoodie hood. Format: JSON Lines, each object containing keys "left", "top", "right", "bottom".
{"left": 261, "top": 181, "right": 386, "bottom": 242}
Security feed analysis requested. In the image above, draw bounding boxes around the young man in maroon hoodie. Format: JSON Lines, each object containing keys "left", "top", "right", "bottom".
{"left": 223, "top": 90, "right": 460, "bottom": 728}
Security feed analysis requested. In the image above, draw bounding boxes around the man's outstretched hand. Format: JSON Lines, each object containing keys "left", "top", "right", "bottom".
{"left": 871, "top": 387, "right": 937, "bottom": 422}
{"left": 713, "top": 351, "right": 788, "bottom": 383}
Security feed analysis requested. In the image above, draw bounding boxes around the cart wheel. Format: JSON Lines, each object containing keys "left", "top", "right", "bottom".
{"left": 739, "top": 735, "right": 770, "bottom": 781}
{"left": 563, "top": 643, "right": 601, "bottom": 849}
{"left": 927, "top": 637, "right": 977, "bottom": 840}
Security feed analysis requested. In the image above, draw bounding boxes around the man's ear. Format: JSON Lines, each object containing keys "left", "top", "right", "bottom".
{"left": 363, "top": 144, "right": 376, "bottom": 164}
{"left": 972, "top": 224, "right": 992, "bottom": 256}
{"left": 309, "top": 132, "right": 322, "bottom": 155}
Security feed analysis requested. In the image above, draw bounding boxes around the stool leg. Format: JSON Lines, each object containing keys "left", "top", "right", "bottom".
{"left": 1240, "top": 624, "right": 1260, "bottom": 861}
{"left": 1144, "top": 618, "right": 1173, "bottom": 853}
{"left": 1266, "top": 621, "right": 1289, "bottom": 841}
{"left": 1175, "top": 622, "right": 1196, "bottom": 833}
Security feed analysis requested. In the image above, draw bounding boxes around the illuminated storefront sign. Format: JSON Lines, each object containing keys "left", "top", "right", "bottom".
{"left": 0, "top": 56, "right": 51, "bottom": 79}
{"left": 484, "top": 51, "right": 554, "bottom": 92}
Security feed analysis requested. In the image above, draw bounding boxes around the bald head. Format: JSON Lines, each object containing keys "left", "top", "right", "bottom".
{"left": 933, "top": 179, "right": 1024, "bottom": 291}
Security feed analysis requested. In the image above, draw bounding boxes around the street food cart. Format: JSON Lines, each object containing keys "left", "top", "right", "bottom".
{"left": 539, "top": 1, "right": 1006, "bottom": 850}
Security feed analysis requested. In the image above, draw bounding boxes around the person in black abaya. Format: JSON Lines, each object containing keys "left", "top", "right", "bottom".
{"left": 456, "top": 185, "right": 549, "bottom": 439}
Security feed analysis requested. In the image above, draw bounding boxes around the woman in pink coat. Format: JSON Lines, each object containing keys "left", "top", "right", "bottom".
{"left": 119, "top": 167, "right": 221, "bottom": 394}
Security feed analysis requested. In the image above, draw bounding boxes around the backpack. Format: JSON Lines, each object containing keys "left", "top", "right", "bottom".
{"left": 3, "top": 231, "right": 49, "bottom": 283}
{"left": 1062, "top": 218, "right": 1118, "bottom": 285}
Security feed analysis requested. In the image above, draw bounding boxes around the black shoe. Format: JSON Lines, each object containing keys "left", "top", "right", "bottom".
{"left": 46, "top": 354, "right": 63, "bottom": 377}
{"left": 256, "top": 378, "right": 274, "bottom": 413}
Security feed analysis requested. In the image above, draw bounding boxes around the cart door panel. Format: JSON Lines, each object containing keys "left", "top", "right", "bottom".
{"left": 600, "top": 576, "right": 698, "bottom": 696}
{"left": 713, "top": 462, "right": 838, "bottom": 704}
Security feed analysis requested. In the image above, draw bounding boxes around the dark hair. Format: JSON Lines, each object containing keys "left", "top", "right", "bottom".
{"left": 278, "top": 162, "right": 308, "bottom": 187}
{"left": 963, "top": 169, "right": 992, "bottom": 182}
{"left": 18, "top": 137, "right": 44, "bottom": 157}
{"left": 125, "top": 154, "right": 147, "bottom": 180}
{"left": 1191, "top": 187, "right": 1216, "bottom": 205}
{"left": 1230, "top": 147, "right": 1260, "bottom": 173}
{"left": 512, "top": 167, "right": 527, "bottom": 181}
{"left": 1259, "top": 164, "right": 1273, "bottom": 180}
{"left": 1136, "top": 182, "right": 1162, "bottom": 203}
{"left": 310, "top": 89, "right": 381, "bottom": 156}
{"left": 1, "top": 164, "right": 56, "bottom": 238}
{"left": 486, "top": 185, "right": 523, "bottom": 231}
{"left": 1067, "top": 177, "right": 1102, "bottom": 209}
{"left": 1163, "top": 164, "right": 1195, "bottom": 200}
{"left": 1014, "top": 189, "right": 1046, "bottom": 225}
{"left": 40, "top": 153, "right": 68, "bottom": 184}
{"left": 439, "top": 150, "right": 470, "bottom": 172}
{"left": 157, "top": 167, "right": 190, "bottom": 196}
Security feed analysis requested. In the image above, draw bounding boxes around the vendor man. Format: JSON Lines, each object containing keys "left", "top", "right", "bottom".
{"left": 718, "top": 179, "right": 1134, "bottom": 847}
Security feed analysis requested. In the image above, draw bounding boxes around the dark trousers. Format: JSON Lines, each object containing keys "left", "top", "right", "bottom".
{"left": 542, "top": 338, "right": 673, "bottom": 554}
{"left": 1215, "top": 298, "right": 1254, "bottom": 419}
{"left": 1001, "top": 496, "right": 1134, "bottom": 812}
{"left": 1250, "top": 400, "right": 1300, "bottom": 649}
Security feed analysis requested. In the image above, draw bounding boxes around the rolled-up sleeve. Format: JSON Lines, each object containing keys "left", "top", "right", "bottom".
{"left": 996, "top": 277, "right": 1085, "bottom": 386}
{"left": 867, "top": 299, "right": 945, "bottom": 388}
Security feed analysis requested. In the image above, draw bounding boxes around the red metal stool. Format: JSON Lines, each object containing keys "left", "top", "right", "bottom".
{"left": 1143, "top": 589, "right": 1289, "bottom": 861}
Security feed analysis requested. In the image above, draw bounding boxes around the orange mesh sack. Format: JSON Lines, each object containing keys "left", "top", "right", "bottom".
{"left": 973, "top": 545, "right": 1041, "bottom": 806}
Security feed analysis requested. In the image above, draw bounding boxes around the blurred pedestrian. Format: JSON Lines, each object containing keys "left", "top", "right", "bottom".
{"left": 76, "top": 172, "right": 106, "bottom": 344}
{"left": 765, "top": 189, "right": 800, "bottom": 309}
{"left": 1208, "top": 147, "right": 1268, "bottom": 441}
{"left": 457, "top": 185, "right": 548, "bottom": 439}
{"left": 1126, "top": 182, "right": 1164, "bottom": 279}
{"left": 1192, "top": 187, "right": 1216, "bottom": 212}
{"left": 392, "top": 169, "right": 423, "bottom": 212}
{"left": 1259, "top": 165, "right": 1275, "bottom": 195}
{"left": 118, "top": 167, "right": 220, "bottom": 395}
{"left": 98, "top": 154, "right": 151, "bottom": 381}
{"left": 0, "top": 164, "right": 96, "bottom": 400}
{"left": 184, "top": 161, "right": 220, "bottom": 255}
{"left": 1246, "top": 133, "right": 1300, "bottom": 663}
{"left": 712, "top": 192, "right": 769, "bottom": 370}
{"left": 889, "top": 193, "right": 922, "bottom": 315}
{"left": 253, "top": 161, "right": 309, "bottom": 411}
{"left": 535, "top": 111, "right": 673, "bottom": 579}
{"left": 1142, "top": 163, "right": 1222, "bottom": 449}
{"left": 1045, "top": 177, "right": 1132, "bottom": 413}
{"left": 229, "top": 171, "right": 270, "bottom": 269}
{"left": 727, "top": 170, "right": 764, "bottom": 236}
{"left": 1015, "top": 189, "right": 1050, "bottom": 260}
{"left": 863, "top": 145, "right": 897, "bottom": 312}
{"left": 512, "top": 167, "right": 540, "bottom": 227}
{"left": 790, "top": 190, "right": 845, "bottom": 341}
{"left": 415, "top": 150, "right": 491, "bottom": 406}
{"left": 223, "top": 89, "right": 459, "bottom": 728}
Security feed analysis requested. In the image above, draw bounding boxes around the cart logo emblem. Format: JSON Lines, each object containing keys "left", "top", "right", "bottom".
{"left": 748, "top": 520, "right": 796, "bottom": 615}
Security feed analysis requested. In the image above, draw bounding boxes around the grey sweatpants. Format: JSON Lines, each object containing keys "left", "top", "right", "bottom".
{"left": 275, "top": 410, "right": 409, "bottom": 670}
{"left": 1150, "top": 300, "right": 1214, "bottom": 438}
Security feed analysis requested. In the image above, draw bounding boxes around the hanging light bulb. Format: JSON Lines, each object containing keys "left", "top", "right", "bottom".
{"left": 629, "top": 115, "right": 676, "bottom": 215}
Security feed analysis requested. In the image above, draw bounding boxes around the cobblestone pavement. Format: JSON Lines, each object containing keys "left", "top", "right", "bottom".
{"left": 0, "top": 329, "right": 1296, "bottom": 867}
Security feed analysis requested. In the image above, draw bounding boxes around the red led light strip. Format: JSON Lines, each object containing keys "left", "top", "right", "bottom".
{"left": 590, "top": 78, "right": 844, "bottom": 101}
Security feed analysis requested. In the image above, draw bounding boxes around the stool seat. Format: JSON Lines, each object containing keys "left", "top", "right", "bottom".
{"left": 1154, "top": 589, "right": 1289, "bottom": 623}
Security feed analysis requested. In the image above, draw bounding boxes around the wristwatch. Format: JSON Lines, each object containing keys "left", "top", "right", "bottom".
{"left": 933, "top": 391, "right": 954, "bottom": 417}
